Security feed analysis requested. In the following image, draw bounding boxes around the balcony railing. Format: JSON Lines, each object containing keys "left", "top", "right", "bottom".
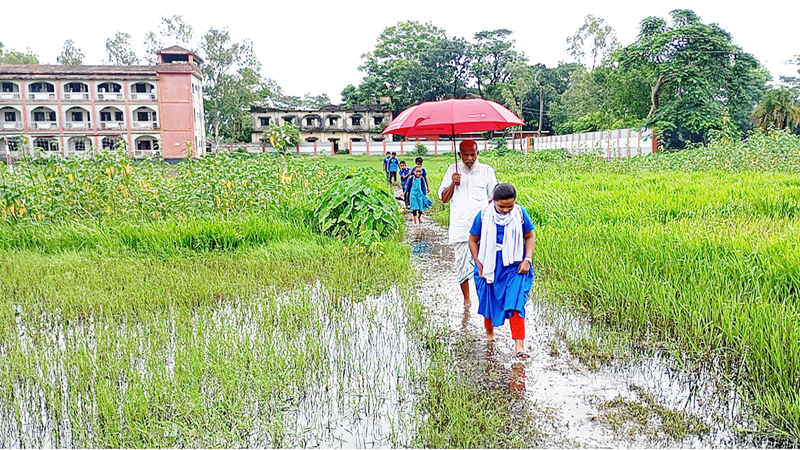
{"left": 1, "top": 122, "right": 23, "bottom": 130}
{"left": 100, "top": 121, "right": 125, "bottom": 130}
{"left": 130, "top": 93, "right": 157, "bottom": 101}
{"left": 31, "top": 122, "right": 58, "bottom": 130}
{"left": 63, "top": 92, "right": 90, "bottom": 101}
{"left": 97, "top": 92, "right": 124, "bottom": 101}
{"left": 133, "top": 121, "right": 158, "bottom": 130}
{"left": 0, "top": 93, "right": 21, "bottom": 101}
{"left": 66, "top": 122, "right": 91, "bottom": 130}
{"left": 29, "top": 93, "right": 56, "bottom": 101}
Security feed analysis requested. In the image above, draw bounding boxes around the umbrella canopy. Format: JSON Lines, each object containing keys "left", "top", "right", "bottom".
{"left": 382, "top": 98, "right": 524, "bottom": 137}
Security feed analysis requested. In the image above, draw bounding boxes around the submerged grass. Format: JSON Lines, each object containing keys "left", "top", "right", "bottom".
{"left": 403, "top": 292, "right": 544, "bottom": 448}
{"left": 0, "top": 154, "right": 431, "bottom": 447}
{"left": 427, "top": 131, "right": 800, "bottom": 440}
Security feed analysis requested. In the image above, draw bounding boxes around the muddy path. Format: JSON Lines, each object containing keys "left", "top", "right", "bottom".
{"left": 402, "top": 203, "right": 758, "bottom": 448}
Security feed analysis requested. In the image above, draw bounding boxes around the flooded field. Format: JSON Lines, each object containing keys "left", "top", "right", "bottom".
{"left": 406, "top": 218, "right": 771, "bottom": 448}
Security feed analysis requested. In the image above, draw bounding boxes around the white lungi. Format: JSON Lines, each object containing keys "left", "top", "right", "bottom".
{"left": 453, "top": 241, "right": 474, "bottom": 284}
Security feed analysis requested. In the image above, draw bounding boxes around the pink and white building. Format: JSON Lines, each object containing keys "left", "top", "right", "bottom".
{"left": 0, "top": 46, "right": 206, "bottom": 161}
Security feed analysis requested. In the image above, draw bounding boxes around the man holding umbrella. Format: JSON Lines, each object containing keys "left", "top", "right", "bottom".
{"left": 381, "top": 98, "right": 520, "bottom": 307}
{"left": 438, "top": 139, "right": 497, "bottom": 307}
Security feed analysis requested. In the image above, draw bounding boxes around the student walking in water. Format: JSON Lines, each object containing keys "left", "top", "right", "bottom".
{"left": 406, "top": 166, "right": 433, "bottom": 224}
{"left": 468, "top": 183, "right": 535, "bottom": 358}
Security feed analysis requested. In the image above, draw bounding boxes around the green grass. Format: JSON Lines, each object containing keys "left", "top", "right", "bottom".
{"left": 437, "top": 132, "right": 800, "bottom": 440}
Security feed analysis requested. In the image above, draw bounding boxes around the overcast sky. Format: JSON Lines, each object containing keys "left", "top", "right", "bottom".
{"left": 2, "top": 0, "right": 798, "bottom": 102}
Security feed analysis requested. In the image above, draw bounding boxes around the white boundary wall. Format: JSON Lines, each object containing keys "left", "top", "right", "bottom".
{"left": 532, "top": 128, "right": 654, "bottom": 158}
{"left": 214, "top": 138, "right": 522, "bottom": 156}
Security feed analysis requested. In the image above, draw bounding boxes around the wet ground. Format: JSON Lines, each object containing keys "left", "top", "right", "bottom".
{"left": 0, "top": 198, "right": 773, "bottom": 448}
{"left": 404, "top": 207, "right": 764, "bottom": 448}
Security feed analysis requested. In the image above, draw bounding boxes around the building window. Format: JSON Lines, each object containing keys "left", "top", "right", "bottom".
{"left": 306, "top": 137, "right": 318, "bottom": 142}
{"left": 102, "top": 137, "right": 118, "bottom": 149}
{"left": 282, "top": 116, "right": 293, "bottom": 125}
{"left": 33, "top": 110, "right": 56, "bottom": 122}
{"left": 7, "top": 139, "right": 19, "bottom": 152}
{"left": 38, "top": 139, "right": 58, "bottom": 151}
{"left": 71, "top": 111, "right": 84, "bottom": 122}
{"left": 115, "top": 111, "right": 123, "bottom": 122}
{"left": 260, "top": 117, "right": 270, "bottom": 126}
{"left": 1, "top": 82, "right": 16, "bottom": 93}
{"left": 138, "top": 140, "right": 152, "bottom": 150}
{"left": 97, "top": 82, "right": 121, "bottom": 93}
{"left": 352, "top": 117, "right": 361, "bottom": 126}
{"left": 64, "top": 82, "right": 88, "bottom": 93}
{"left": 74, "top": 139, "right": 86, "bottom": 152}
{"left": 100, "top": 111, "right": 111, "bottom": 122}
{"left": 329, "top": 117, "right": 338, "bottom": 126}
{"left": 4, "top": 111, "right": 16, "bottom": 122}
{"left": 306, "top": 117, "right": 314, "bottom": 126}
{"left": 374, "top": 116, "right": 383, "bottom": 125}
{"left": 29, "top": 82, "right": 54, "bottom": 93}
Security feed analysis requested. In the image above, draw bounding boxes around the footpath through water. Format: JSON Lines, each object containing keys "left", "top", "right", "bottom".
{"left": 401, "top": 190, "right": 761, "bottom": 448}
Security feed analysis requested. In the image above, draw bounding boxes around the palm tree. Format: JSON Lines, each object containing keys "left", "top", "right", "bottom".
{"left": 752, "top": 87, "right": 800, "bottom": 131}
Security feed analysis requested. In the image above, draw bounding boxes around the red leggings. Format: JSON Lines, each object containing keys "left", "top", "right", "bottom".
{"left": 485, "top": 310, "right": 525, "bottom": 340}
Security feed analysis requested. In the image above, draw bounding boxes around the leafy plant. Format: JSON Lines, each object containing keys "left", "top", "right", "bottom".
{"left": 413, "top": 142, "right": 428, "bottom": 156}
{"left": 264, "top": 122, "right": 300, "bottom": 154}
{"left": 314, "top": 169, "right": 403, "bottom": 246}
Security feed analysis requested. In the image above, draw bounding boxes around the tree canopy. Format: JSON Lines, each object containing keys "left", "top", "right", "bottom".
{"left": 617, "top": 9, "right": 768, "bottom": 147}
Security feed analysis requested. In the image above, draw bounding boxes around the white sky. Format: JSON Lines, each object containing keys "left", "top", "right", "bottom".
{"left": 2, "top": 0, "right": 798, "bottom": 103}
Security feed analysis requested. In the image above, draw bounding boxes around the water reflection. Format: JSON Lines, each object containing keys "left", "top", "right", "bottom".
{"left": 406, "top": 218, "right": 764, "bottom": 448}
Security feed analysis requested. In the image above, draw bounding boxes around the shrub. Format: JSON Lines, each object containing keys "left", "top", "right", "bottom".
{"left": 313, "top": 169, "right": 403, "bottom": 245}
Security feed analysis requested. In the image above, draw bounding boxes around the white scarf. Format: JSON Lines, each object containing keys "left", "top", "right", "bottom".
{"left": 477, "top": 201, "right": 524, "bottom": 284}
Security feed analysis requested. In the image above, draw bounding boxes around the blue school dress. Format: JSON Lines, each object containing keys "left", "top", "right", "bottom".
{"left": 470, "top": 207, "right": 535, "bottom": 327}
{"left": 408, "top": 176, "right": 432, "bottom": 211}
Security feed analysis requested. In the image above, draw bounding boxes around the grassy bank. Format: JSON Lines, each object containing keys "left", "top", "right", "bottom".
{"left": 1, "top": 151, "right": 549, "bottom": 447}
{"left": 434, "top": 131, "right": 800, "bottom": 440}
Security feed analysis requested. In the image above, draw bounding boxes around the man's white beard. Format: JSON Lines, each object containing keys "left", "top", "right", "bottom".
{"left": 461, "top": 161, "right": 475, "bottom": 173}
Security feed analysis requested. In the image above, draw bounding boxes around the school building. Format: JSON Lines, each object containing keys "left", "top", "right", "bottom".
{"left": 0, "top": 46, "right": 206, "bottom": 161}
{"left": 250, "top": 96, "right": 392, "bottom": 152}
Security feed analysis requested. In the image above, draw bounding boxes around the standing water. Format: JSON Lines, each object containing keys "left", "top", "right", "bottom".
{"left": 405, "top": 215, "right": 765, "bottom": 448}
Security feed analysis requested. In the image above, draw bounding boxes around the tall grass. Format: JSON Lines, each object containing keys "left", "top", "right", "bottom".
{"left": 0, "top": 152, "right": 423, "bottom": 446}
{"left": 463, "top": 130, "right": 800, "bottom": 439}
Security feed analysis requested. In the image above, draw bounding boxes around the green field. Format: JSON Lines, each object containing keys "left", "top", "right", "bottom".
{"left": 2, "top": 130, "right": 800, "bottom": 443}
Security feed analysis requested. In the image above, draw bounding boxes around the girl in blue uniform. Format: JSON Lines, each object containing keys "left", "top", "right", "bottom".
{"left": 406, "top": 166, "right": 432, "bottom": 224}
{"left": 468, "top": 183, "right": 536, "bottom": 358}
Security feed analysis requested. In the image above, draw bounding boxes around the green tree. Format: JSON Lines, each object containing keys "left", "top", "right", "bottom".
{"left": 358, "top": 21, "right": 450, "bottom": 112}
{"left": 470, "top": 29, "right": 523, "bottom": 100}
{"left": 752, "top": 87, "right": 800, "bottom": 131}
{"left": 500, "top": 61, "right": 533, "bottom": 146}
{"left": 566, "top": 15, "right": 619, "bottom": 70}
{"left": 618, "top": 9, "right": 768, "bottom": 147}
{"left": 0, "top": 41, "right": 39, "bottom": 64}
{"left": 57, "top": 39, "right": 84, "bottom": 65}
{"left": 300, "top": 92, "right": 331, "bottom": 109}
{"left": 341, "top": 76, "right": 385, "bottom": 107}
{"left": 144, "top": 15, "right": 196, "bottom": 64}
{"left": 201, "top": 28, "right": 269, "bottom": 143}
{"left": 105, "top": 32, "right": 139, "bottom": 65}
{"left": 523, "top": 62, "right": 581, "bottom": 133}
{"left": 780, "top": 55, "right": 800, "bottom": 90}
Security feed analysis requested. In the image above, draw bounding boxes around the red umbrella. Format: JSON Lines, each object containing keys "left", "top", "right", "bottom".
{"left": 382, "top": 98, "right": 524, "bottom": 137}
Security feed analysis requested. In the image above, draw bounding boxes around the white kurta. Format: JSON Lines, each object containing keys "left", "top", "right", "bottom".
{"left": 437, "top": 161, "right": 498, "bottom": 243}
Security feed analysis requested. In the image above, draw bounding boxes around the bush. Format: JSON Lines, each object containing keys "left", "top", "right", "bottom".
{"left": 413, "top": 142, "right": 428, "bottom": 156}
{"left": 313, "top": 169, "right": 403, "bottom": 246}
